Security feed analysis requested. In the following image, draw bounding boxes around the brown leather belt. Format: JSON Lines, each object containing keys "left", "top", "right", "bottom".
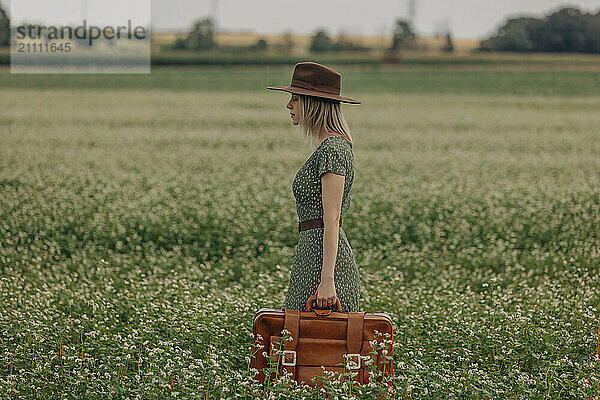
{"left": 298, "top": 217, "right": 342, "bottom": 232}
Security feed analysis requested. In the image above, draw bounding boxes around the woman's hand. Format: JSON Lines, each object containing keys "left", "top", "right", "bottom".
{"left": 315, "top": 277, "right": 338, "bottom": 309}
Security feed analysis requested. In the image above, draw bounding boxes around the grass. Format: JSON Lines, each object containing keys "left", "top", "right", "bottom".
{"left": 3, "top": 42, "right": 600, "bottom": 68}
{"left": 0, "top": 66, "right": 599, "bottom": 398}
{"left": 0, "top": 66, "right": 600, "bottom": 96}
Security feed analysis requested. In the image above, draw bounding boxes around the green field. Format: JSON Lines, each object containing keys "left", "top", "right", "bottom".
{"left": 1, "top": 66, "right": 599, "bottom": 399}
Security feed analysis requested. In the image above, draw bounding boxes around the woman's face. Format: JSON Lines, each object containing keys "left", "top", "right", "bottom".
{"left": 286, "top": 93, "right": 300, "bottom": 125}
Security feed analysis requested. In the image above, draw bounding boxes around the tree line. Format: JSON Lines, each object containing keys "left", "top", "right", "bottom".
{"left": 0, "top": 4, "right": 9, "bottom": 46}
{"left": 480, "top": 7, "right": 600, "bottom": 53}
{"left": 167, "top": 17, "right": 445, "bottom": 53}
{"left": 2, "top": 3, "right": 598, "bottom": 54}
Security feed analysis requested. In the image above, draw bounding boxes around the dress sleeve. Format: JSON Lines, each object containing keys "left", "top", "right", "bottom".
{"left": 317, "top": 143, "right": 347, "bottom": 178}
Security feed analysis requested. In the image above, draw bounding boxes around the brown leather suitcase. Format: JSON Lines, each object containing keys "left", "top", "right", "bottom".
{"left": 251, "top": 294, "right": 394, "bottom": 388}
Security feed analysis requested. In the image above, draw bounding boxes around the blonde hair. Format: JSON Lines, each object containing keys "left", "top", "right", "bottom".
{"left": 297, "top": 94, "right": 353, "bottom": 149}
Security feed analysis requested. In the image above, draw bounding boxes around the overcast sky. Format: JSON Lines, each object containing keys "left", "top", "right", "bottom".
{"left": 4, "top": 0, "right": 600, "bottom": 39}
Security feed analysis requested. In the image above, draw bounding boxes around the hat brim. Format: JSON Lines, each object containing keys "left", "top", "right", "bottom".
{"left": 267, "top": 85, "right": 361, "bottom": 104}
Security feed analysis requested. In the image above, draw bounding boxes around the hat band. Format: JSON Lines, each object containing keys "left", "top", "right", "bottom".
{"left": 291, "top": 79, "right": 340, "bottom": 95}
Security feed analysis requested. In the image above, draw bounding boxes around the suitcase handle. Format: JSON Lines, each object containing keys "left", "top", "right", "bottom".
{"left": 305, "top": 294, "right": 341, "bottom": 315}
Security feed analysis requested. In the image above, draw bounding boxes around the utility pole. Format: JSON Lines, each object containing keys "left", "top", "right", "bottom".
{"left": 81, "top": 0, "right": 88, "bottom": 21}
{"left": 211, "top": 0, "right": 218, "bottom": 29}
{"left": 408, "top": 0, "right": 416, "bottom": 31}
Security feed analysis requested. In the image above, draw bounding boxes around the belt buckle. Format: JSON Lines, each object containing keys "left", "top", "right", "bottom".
{"left": 281, "top": 350, "right": 297, "bottom": 366}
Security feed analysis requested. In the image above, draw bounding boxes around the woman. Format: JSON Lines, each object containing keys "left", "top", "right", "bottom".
{"left": 267, "top": 62, "right": 362, "bottom": 312}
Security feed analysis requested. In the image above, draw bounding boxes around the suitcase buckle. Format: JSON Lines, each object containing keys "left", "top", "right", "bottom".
{"left": 281, "top": 350, "right": 297, "bottom": 366}
{"left": 345, "top": 353, "right": 361, "bottom": 369}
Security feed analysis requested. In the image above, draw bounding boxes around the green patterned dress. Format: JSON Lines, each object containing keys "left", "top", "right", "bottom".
{"left": 282, "top": 135, "right": 361, "bottom": 312}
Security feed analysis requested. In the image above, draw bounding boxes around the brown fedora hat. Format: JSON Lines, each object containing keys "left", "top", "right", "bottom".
{"left": 267, "top": 61, "right": 361, "bottom": 104}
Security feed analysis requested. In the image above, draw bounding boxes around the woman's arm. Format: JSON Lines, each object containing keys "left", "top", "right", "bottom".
{"left": 316, "top": 172, "right": 345, "bottom": 308}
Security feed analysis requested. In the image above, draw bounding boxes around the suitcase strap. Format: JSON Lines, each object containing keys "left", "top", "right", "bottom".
{"left": 282, "top": 310, "right": 300, "bottom": 379}
{"left": 345, "top": 312, "right": 365, "bottom": 370}
{"left": 281, "top": 310, "right": 366, "bottom": 378}
{"left": 346, "top": 312, "right": 365, "bottom": 354}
